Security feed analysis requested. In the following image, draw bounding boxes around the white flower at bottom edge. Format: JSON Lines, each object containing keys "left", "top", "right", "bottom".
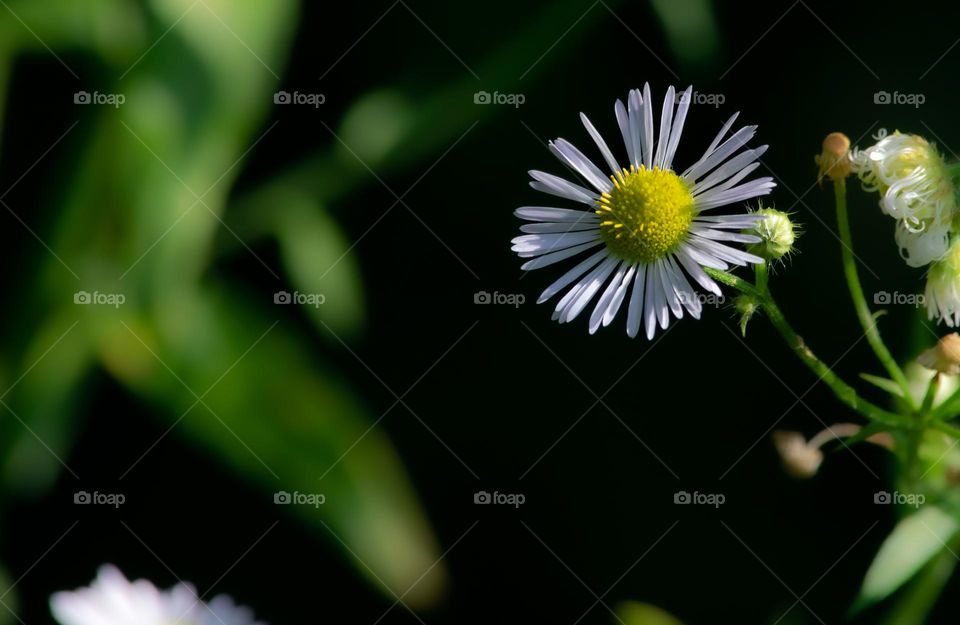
{"left": 511, "top": 83, "right": 775, "bottom": 339}
{"left": 50, "top": 565, "right": 265, "bottom": 625}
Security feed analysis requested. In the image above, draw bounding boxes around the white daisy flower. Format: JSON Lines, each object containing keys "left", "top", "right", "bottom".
{"left": 511, "top": 84, "right": 775, "bottom": 338}
{"left": 854, "top": 130, "right": 957, "bottom": 267}
{"left": 50, "top": 565, "right": 265, "bottom": 625}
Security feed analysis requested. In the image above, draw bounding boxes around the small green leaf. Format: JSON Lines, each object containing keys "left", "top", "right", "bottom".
{"left": 860, "top": 373, "right": 904, "bottom": 398}
{"left": 854, "top": 506, "right": 960, "bottom": 612}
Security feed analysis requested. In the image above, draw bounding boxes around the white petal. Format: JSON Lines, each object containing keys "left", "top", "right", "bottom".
{"left": 580, "top": 112, "right": 620, "bottom": 173}
{"left": 520, "top": 221, "right": 599, "bottom": 234}
{"left": 521, "top": 240, "right": 603, "bottom": 270}
{"left": 663, "top": 86, "right": 692, "bottom": 170}
{"left": 561, "top": 255, "right": 619, "bottom": 323}
{"left": 657, "top": 260, "right": 681, "bottom": 322}
{"left": 512, "top": 231, "right": 601, "bottom": 256}
{"left": 700, "top": 112, "right": 740, "bottom": 159}
{"left": 641, "top": 83, "right": 654, "bottom": 169}
{"left": 654, "top": 86, "right": 676, "bottom": 169}
{"left": 529, "top": 170, "right": 599, "bottom": 204}
{"left": 615, "top": 99, "right": 633, "bottom": 166}
{"left": 627, "top": 89, "right": 643, "bottom": 168}
{"left": 692, "top": 145, "right": 768, "bottom": 196}
{"left": 604, "top": 264, "right": 637, "bottom": 327}
{"left": 644, "top": 263, "right": 662, "bottom": 339}
{"left": 678, "top": 241, "right": 729, "bottom": 271}
{"left": 689, "top": 226, "right": 761, "bottom": 244}
{"left": 589, "top": 260, "right": 627, "bottom": 333}
{"left": 516, "top": 206, "right": 599, "bottom": 222}
{"left": 627, "top": 264, "right": 646, "bottom": 338}
{"left": 537, "top": 249, "right": 609, "bottom": 303}
{"left": 675, "top": 247, "right": 722, "bottom": 296}
{"left": 689, "top": 235, "right": 764, "bottom": 265}
{"left": 549, "top": 138, "right": 613, "bottom": 193}
{"left": 666, "top": 255, "right": 701, "bottom": 319}
{"left": 682, "top": 125, "right": 757, "bottom": 183}
{"left": 694, "top": 178, "right": 775, "bottom": 210}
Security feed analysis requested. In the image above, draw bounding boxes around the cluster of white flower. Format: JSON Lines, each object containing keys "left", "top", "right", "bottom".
{"left": 854, "top": 130, "right": 960, "bottom": 326}
{"left": 854, "top": 130, "right": 956, "bottom": 268}
{"left": 50, "top": 566, "right": 264, "bottom": 625}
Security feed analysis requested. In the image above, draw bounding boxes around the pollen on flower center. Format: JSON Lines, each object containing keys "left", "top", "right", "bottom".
{"left": 596, "top": 165, "right": 695, "bottom": 263}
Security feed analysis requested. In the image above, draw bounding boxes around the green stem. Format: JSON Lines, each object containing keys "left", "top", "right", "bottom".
{"left": 754, "top": 260, "right": 769, "bottom": 292}
{"left": 705, "top": 267, "right": 912, "bottom": 429}
{"left": 834, "top": 178, "right": 917, "bottom": 409}
{"left": 920, "top": 374, "right": 941, "bottom": 417}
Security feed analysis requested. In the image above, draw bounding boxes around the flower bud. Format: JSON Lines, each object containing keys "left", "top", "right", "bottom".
{"left": 747, "top": 208, "right": 797, "bottom": 261}
{"left": 816, "top": 132, "right": 852, "bottom": 182}
{"left": 918, "top": 332, "right": 960, "bottom": 375}
{"left": 734, "top": 294, "right": 761, "bottom": 336}
{"left": 772, "top": 431, "right": 823, "bottom": 478}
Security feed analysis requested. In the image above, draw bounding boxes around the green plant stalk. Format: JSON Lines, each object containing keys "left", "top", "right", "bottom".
{"left": 904, "top": 375, "right": 943, "bottom": 485}
{"left": 706, "top": 267, "right": 912, "bottom": 430}
{"left": 834, "top": 178, "right": 917, "bottom": 410}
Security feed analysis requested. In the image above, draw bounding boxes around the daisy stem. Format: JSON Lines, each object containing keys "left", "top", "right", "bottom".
{"left": 704, "top": 266, "right": 912, "bottom": 430}
{"left": 833, "top": 177, "right": 918, "bottom": 410}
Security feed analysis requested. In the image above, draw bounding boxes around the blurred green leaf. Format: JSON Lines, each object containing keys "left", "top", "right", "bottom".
{"left": 855, "top": 505, "right": 960, "bottom": 612}
{"left": 104, "top": 285, "right": 446, "bottom": 607}
{"left": 1, "top": 312, "right": 95, "bottom": 498}
{"left": 881, "top": 542, "right": 958, "bottom": 625}
{"left": 274, "top": 191, "right": 365, "bottom": 336}
{"left": 648, "top": 0, "right": 721, "bottom": 70}
{"left": 616, "top": 601, "right": 685, "bottom": 625}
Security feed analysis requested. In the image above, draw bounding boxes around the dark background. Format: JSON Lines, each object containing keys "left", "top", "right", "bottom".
{"left": 1, "top": 0, "right": 958, "bottom": 623}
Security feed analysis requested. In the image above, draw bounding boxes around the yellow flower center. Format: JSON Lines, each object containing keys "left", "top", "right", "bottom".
{"left": 596, "top": 165, "right": 695, "bottom": 263}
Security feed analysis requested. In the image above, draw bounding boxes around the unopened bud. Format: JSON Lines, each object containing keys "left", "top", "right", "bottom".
{"left": 816, "top": 132, "right": 852, "bottom": 182}
{"left": 747, "top": 208, "right": 797, "bottom": 261}
{"left": 734, "top": 294, "right": 761, "bottom": 336}
{"left": 772, "top": 431, "right": 823, "bottom": 478}
{"left": 918, "top": 333, "right": 960, "bottom": 376}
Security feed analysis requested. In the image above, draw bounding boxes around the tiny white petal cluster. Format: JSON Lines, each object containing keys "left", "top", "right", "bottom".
{"left": 854, "top": 130, "right": 956, "bottom": 267}
{"left": 50, "top": 565, "right": 264, "bottom": 625}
